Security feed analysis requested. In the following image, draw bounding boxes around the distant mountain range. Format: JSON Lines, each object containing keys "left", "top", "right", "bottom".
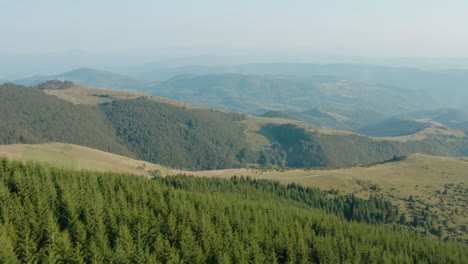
{"left": 5, "top": 64, "right": 468, "bottom": 131}
{"left": 141, "top": 63, "right": 468, "bottom": 108}
{"left": 149, "top": 73, "right": 437, "bottom": 129}
{"left": 13, "top": 67, "right": 150, "bottom": 91}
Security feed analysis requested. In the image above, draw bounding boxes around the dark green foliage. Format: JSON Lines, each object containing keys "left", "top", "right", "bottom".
{"left": 101, "top": 98, "right": 252, "bottom": 170}
{"left": 0, "top": 84, "right": 131, "bottom": 156}
{"left": 259, "top": 124, "right": 328, "bottom": 167}
{"left": 0, "top": 159, "right": 467, "bottom": 263}
{"left": 259, "top": 123, "right": 468, "bottom": 167}
{"left": 356, "top": 118, "right": 432, "bottom": 137}
{"left": 155, "top": 175, "right": 400, "bottom": 226}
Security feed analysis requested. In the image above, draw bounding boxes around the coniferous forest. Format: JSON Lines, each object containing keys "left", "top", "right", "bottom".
{"left": 0, "top": 158, "right": 467, "bottom": 263}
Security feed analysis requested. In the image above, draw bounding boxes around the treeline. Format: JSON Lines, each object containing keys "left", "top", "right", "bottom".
{"left": 0, "top": 158, "right": 467, "bottom": 263}
{"left": 155, "top": 175, "right": 401, "bottom": 226}
{"left": 155, "top": 175, "right": 468, "bottom": 243}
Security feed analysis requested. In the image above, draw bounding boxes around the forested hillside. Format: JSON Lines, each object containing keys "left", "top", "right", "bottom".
{"left": 100, "top": 98, "right": 253, "bottom": 170}
{"left": 0, "top": 158, "right": 467, "bottom": 263}
{"left": 257, "top": 123, "right": 468, "bottom": 167}
{"left": 356, "top": 118, "right": 432, "bottom": 137}
{"left": 0, "top": 83, "right": 131, "bottom": 156}
{"left": 1, "top": 83, "right": 467, "bottom": 170}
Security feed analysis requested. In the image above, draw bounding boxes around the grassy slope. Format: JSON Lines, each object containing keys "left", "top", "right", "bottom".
{"left": 0, "top": 143, "right": 182, "bottom": 177}
{"left": 45, "top": 84, "right": 208, "bottom": 110}
{"left": 190, "top": 154, "right": 468, "bottom": 241}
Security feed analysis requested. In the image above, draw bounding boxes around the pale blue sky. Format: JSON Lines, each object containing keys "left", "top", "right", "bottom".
{"left": 1, "top": 0, "right": 468, "bottom": 57}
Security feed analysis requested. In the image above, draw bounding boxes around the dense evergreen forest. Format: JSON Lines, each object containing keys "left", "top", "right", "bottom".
{"left": 1, "top": 83, "right": 468, "bottom": 170}
{"left": 0, "top": 83, "right": 131, "bottom": 156}
{"left": 100, "top": 98, "right": 252, "bottom": 170}
{"left": 0, "top": 158, "right": 467, "bottom": 263}
{"left": 258, "top": 123, "right": 468, "bottom": 167}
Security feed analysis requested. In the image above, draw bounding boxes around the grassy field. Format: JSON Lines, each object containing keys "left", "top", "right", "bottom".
{"left": 44, "top": 85, "right": 144, "bottom": 105}
{"left": 0, "top": 142, "right": 182, "bottom": 177}
{"left": 189, "top": 154, "right": 468, "bottom": 241}
{"left": 45, "top": 84, "right": 208, "bottom": 110}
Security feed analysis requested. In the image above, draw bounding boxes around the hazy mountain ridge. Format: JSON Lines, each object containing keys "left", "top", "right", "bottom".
{"left": 151, "top": 74, "right": 436, "bottom": 114}
{"left": 399, "top": 108, "right": 468, "bottom": 129}
{"left": 150, "top": 73, "right": 437, "bottom": 130}
{"left": 9, "top": 63, "right": 468, "bottom": 110}
{"left": 14, "top": 67, "right": 150, "bottom": 91}
{"left": 142, "top": 63, "right": 468, "bottom": 108}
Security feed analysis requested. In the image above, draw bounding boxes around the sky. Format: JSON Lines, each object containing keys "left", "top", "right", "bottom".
{"left": 1, "top": 0, "right": 468, "bottom": 58}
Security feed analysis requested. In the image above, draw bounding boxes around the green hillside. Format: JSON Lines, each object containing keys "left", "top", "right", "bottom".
{"left": 256, "top": 122, "right": 468, "bottom": 167}
{"left": 0, "top": 158, "right": 467, "bottom": 263}
{"left": 356, "top": 118, "right": 432, "bottom": 137}
{"left": 0, "top": 83, "right": 131, "bottom": 156}
{"left": 100, "top": 98, "right": 252, "bottom": 170}
{"left": 1, "top": 83, "right": 467, "bottom": 170}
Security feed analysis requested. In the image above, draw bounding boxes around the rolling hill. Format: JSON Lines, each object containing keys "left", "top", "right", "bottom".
{"left": 137, "top": 63, "right": 468, "bottom": 107}
{"left": 151, "top": 74, "right": 436, "bottom": 115}
{"left": 0, "top": 142, "right": 180, "bottom": 177}
{"left": 399, "top": 108, "right": 468, "bottom": 129}
{"left": 262, "top": 108, "right": 387, "bottom": 131}
{"left": 1, "top": 82, "right": 468, "bottom": 170}
{"left": 356, "top": 118, "right": 433, "bottom": 137}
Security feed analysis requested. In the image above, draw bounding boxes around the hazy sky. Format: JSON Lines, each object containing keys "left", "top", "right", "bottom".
{"left": 1, "top": 0, "right": 468, "bottom": 57}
